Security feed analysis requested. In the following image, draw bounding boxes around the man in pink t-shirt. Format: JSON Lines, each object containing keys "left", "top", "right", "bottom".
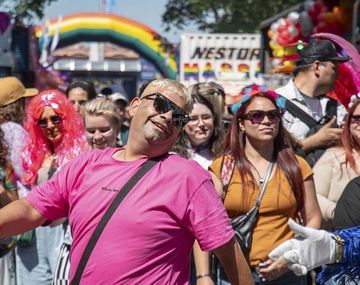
{"left": 0, "top": 79, "right": 253, "bottom": 284}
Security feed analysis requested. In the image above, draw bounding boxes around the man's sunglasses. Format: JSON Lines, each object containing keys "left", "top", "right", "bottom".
{"left": 142, "top": 93, "right": 191, "bottom": 129}
{"left": 240, "top": 110, "right": 281, "bottom": 124}
{"left": 37, "top": 115, "right": 62, "bottom": 128}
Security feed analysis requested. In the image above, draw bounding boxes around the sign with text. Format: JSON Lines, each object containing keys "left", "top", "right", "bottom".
{"left": 179, "top": 33, "right": 261, "bottom": 87}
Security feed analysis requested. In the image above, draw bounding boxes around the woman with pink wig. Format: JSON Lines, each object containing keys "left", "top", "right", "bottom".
{"left": 16, "top": 90, "right": 88, "bottom": 285}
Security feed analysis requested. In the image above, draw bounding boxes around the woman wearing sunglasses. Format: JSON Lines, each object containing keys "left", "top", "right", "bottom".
{"left": 313, "top": 97, "right": 360, "bottom": 231}
{"left": 209, "top": 85, "right": 321, "bottom": 285}
{"left": 17, "top": 90, "right": 88, "bottom": 285}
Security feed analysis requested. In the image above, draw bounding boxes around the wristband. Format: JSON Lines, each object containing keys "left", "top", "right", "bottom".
{"left": 334, "top": 235, "right": 344, "bottom": 263}
{"left": 196, "top": 273, "right": 211, "bottom": 279}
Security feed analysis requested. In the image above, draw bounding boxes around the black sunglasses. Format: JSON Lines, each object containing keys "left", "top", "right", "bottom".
{"left": 142, "top": 93, "right": 191, "bottom": 129}
{"left": 37, "top": 115, "right": 62, "bottom": 128}
{"left": 241, "top": 110, "right": 281, "bottom": 124}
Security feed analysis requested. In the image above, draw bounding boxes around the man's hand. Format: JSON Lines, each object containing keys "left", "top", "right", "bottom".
{"left": 268, "top": 219, "right": 336, "bottom": 276}
{"left": 301, "top": 116, "right": 342, "bottom": 152}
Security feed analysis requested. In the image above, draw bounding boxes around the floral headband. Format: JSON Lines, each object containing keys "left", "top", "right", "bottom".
{"left": 348, "top": 93, "right": 360, "bottom": 109}
{"left": 230, "top": 84, "right": 286, "bottom": 115}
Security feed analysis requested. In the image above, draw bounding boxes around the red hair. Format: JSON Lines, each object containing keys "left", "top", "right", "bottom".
{"left": 340, "top": 98, "right": 360, "bottom": 174}
{"left": 22, "top": 90, "right": 88, "bottom": 185}
{"left": 223, "top": 93, "right": 305, "bottom": 213}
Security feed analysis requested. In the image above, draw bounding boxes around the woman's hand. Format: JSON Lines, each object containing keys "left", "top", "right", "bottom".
{"left": 258, "top": 258, "right": 288, "bottom": 282}
{"left": 196, "top": 275, "right": 214, "bottom": 285}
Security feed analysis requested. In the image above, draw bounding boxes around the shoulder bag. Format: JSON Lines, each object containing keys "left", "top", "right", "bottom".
{"left": 220, "top": 156, "right": 274, "bottom": 254}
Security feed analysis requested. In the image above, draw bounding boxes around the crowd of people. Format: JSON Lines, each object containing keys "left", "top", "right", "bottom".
{"left": 0, "top": 38, "right": 359, "bottom": 285}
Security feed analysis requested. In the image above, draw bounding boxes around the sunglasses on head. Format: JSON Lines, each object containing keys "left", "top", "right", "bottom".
{"left": 37, "top": 115, "right": 62, "bottom": 128}
{"left": 142, "top": 93, "right": 191, "bottom": 129}
{"left": 351, "top": 115, "right": 360, "bottom": 124}
{"left": 240, "top": 110, "right": 281, "bottom": 125}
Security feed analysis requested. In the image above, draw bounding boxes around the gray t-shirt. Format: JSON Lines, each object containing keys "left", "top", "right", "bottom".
{"left": 301, "top": 92, "right": 323, "bottom": 119}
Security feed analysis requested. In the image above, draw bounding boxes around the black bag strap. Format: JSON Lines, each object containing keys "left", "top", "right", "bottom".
{"left": 284, "top": 98, "right": 318, "bottom": 128}
{"left": 284, "top": 96, "right": 338, "bottom": 128}
{"left": 72, "top": 156, "right": 162, "bottom": 285}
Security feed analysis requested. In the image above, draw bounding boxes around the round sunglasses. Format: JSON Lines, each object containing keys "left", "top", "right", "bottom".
{"left": 240, "top": 110, "right": 281, "bottom": 124}
{"left": 37, "top": 115, "right": 62, "bottom": 128}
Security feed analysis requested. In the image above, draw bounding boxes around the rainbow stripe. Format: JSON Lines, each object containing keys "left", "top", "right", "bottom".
{"left": 202, "top": 62, "right": 215, "bottom": 79}
{"left": 238, "top": 63, "right": 250, "bottom": 78}
{"left": 36, "top": 13, "right": 177, "bottom": 79}
{"left": 220, "top": 63, "right": 232, "bottom": 73}
{"left": 184, "top": 63, "right": 199, "bottom": 81}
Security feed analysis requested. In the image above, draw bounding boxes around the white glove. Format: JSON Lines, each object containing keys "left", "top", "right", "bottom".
{"left": 269, "top": 219, "right": 336, "bottom": 276}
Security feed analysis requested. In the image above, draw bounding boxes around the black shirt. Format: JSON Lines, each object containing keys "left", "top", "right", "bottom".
{"left": 333, "top": 176, "right": 360, "bottom": 230}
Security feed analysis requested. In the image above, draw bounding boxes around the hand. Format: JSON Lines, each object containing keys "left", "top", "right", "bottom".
{"left": 258, "top": 258, "right": 288, "bottom": 282}
{"left": 268, "top": 219, "right": 336, "bottom": 275}
{"left": 313, "top": 116, "right": 342, "bottom": 147}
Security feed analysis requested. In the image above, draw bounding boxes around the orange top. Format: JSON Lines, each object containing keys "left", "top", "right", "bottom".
{"left": 209, "top": 155, "right": 312, "bottom": 266}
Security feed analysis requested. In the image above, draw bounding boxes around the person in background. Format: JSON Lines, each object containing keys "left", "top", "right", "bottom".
{"left": 172, "top": 92, "right": 223, "bottom": 284}
{"left": 65, "top": 81, "right": 97, "bottom": 113}
{"left": 209, "top": 85, "right": 321, "bottom": 284}
{"left": 0, "top": 127, "right": 18, "bottom": 285}
{"left": 16, "top": 90, "right": 88, "bottom": 285}
{"left": 190, "top": 82, "right": 228, "bottom": 129}
{"left": 108, "top": 92, "right": 129, "bottom": 146}
{"left": 276, "top": 40, "right": 350, "bottom": 166}
{"left": 83, "top": 97, "right": 121, "bottom": 149}
{"left": 313, "top": 96, "right": 360, "bottom": 230}
{"left": 53, "top": 97, "right": 121, "bottom": 284}
{"left": 0, "top": 79, "right": 254, "bottom": 284}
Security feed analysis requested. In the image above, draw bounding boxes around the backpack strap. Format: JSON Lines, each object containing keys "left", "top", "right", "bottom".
{"left": 220, "top": 156, "right": 235, "bottom": 196}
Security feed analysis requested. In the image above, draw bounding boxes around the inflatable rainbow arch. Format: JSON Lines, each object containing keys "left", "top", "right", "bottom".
{"left": 35, "top": 13, "right": 177, "bottom": 79}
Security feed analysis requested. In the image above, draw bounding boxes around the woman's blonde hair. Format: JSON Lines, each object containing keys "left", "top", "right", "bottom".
{"left": 83, "top": 98, "right": 121, "bottom": 129}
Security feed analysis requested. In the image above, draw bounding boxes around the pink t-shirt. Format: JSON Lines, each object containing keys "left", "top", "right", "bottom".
{"left": 26, "top": 148, "right": 233, "bottom": 284}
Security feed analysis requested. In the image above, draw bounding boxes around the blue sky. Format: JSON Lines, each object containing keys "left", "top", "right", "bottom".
{"left": 41, "top": 0, "right": 199, "bottom": 43}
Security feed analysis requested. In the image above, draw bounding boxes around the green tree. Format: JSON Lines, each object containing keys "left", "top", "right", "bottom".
{"left": 0, "top": 0, "right": 58, "bottom": 20}
{"left": 162, "top": 0, "right": 303, "bottom": 33}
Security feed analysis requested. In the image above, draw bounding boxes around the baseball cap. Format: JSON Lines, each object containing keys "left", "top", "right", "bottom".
{"left": 296, "top": 40, "right": 351, "bottom": 66}
{"left": 0, "top": 77, "right": 38, "bottom": 106}
{"left": 109, "top": 92, "right": 128, "bottom": 103}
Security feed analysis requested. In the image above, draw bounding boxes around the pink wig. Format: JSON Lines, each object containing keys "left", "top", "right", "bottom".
{"left": 22, "top": 89, "right": 88, "bottom": 186}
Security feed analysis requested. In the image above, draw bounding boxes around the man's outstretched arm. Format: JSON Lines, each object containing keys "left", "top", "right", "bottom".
{"left": 213, "top": 237, "right": 254, "bottom": 285}
{"left": 0, "top": 199, "right": 47, "bottom": 236}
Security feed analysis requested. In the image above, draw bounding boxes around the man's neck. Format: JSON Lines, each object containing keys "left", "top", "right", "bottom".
{"left": 293, "top": 76, "right": 321, "bottom": 97}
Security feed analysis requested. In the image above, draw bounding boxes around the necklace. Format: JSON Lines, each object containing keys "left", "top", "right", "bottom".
{"left": 250, "top": 163, "right": 268, "bottom": 185}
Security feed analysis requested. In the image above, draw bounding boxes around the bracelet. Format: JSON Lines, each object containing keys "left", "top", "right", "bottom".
{"left": 334, "top": 234, "right": 344, "bottom": 263}
{"left": 196, "top": 273, "right": 211, "bottom": 279}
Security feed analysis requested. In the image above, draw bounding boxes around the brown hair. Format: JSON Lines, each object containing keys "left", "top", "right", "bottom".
{"left": 224, "top": 93, "right": 305, "bottom": 213}
{"left": 340, "top": 99, "right": 360, "bottom": 174}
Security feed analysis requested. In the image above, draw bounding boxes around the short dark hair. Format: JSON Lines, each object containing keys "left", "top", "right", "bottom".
{"left": 66, "top": 81, "right": 97, "bottom": 100}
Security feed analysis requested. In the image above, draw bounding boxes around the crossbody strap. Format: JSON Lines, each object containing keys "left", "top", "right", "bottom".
{"left": 284, "top": 98, "right": 318, "bottom": 128}
{"left": 72, "top": 156, "right": 162, "bottom": 285}
{"left": 255, "top": 162, "right": 274, "bottom": 207}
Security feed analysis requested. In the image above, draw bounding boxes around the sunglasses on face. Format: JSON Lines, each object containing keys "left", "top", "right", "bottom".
{"left": 240, "top": 110, "right": 281, "bottom": 125}
{"left": 142, "top": 93, "right": 191, "bottom": 129}
{"left": 37, "top": 115, "right": 62, "bottom": 128}
{"left": 351, "top": 115, "right": 360, "bottom": 124}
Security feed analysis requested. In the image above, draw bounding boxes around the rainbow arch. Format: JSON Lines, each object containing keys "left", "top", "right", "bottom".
{"left": 35, "top": 13, "right": 177, "bottom": 79}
